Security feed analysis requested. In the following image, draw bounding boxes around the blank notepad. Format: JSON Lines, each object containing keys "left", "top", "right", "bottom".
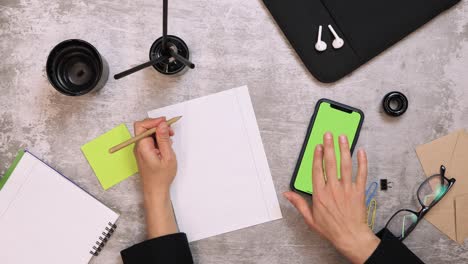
{"left": 148, "top": 86, "right": 282, "bottom": 242}
{"left": 0, "top": 151, "right": 119, "bottom": 264}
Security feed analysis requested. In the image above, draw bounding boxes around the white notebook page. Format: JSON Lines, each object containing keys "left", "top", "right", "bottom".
{"left": 0, "top": 152, "right": 119, "bottom": 264}
{"left": 148, "top": 86, "right": 282, "bottom": 242}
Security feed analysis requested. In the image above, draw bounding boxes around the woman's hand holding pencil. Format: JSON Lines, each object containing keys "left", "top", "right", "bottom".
{"left": 133, "top": 117, "right": 179, "bottom": 239}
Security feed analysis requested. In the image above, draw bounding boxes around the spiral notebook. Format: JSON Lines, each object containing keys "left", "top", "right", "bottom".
{"left": 0, "top": 150, "right": 119, "bottom": 264}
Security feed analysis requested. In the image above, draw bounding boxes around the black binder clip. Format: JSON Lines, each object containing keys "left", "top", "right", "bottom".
{"left": 380, "top": 179, "right": 393, "bottom": 190}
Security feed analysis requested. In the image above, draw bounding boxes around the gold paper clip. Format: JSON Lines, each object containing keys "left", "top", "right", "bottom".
{"left": 367, "top": 199, "right": 377, "bottom": 231}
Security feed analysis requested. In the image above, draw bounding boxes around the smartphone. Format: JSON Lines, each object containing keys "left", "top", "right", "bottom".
{"left": 291, "top": 99, "right": 364, "bottom": 195}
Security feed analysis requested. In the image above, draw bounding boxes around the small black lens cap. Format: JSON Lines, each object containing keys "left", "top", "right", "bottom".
{"left": 382, "top": 91, "right": 408, "bottom": 117}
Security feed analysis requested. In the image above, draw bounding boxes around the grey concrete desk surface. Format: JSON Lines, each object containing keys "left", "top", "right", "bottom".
{"left": 1, "top": 0, "right": 468, "bottom": 263}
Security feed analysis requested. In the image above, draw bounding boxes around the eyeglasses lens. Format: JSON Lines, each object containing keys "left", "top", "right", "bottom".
{"left": 418, "top": 175, "right": 449, "bottom": 207}
{"left": 387, "top": 210, "right": 418, "bottom": 239}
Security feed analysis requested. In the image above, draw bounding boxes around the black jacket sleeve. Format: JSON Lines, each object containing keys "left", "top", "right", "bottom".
{"left": 121, "top": 233, "right": 194, "bottom": 264}
{"left": 365, "top": 228, "right": 424, "bottom": 264}
{"left": 121, "top": 229, "right": 422, "bottom": 263}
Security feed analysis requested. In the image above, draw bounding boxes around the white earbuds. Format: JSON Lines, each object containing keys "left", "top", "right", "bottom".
{"left": 315, "top": 24, "right": 345, "bottom": 52}
{"left": 315, "top": 25, "right": 327, "bottom": 52}
{"left": 328, "top": 24, "right": 344, "bottom": 49}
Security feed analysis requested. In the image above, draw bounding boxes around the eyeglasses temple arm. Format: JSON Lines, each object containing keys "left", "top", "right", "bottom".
{"left": 440, "top": 165, "right": 446, "bottom": 184}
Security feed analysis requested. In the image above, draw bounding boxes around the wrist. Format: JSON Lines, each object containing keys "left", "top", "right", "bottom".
{"left": 337, "top": 231, "right": 380, "bottom": 264}
{"left": 143, "top": 188, "right": 171, "bottom": 205}
{"left": 143, "top": 192, "right": 178, "bottom": 239}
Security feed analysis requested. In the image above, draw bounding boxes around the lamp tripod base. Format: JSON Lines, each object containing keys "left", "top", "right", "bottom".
{"left": 150, "top": 35, "right": 190, "bottom": 75}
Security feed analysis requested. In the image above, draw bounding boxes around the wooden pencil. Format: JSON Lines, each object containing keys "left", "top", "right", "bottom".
{"left": 109, "top": 116, "right": 182, "bottom": 154}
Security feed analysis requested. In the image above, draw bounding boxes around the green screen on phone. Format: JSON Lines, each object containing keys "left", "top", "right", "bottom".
{"left": 293, "top": 100, "right": 363, "bottom": 194}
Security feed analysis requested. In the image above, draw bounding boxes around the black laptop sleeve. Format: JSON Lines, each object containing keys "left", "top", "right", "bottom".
{"left": 263, "top": 0, "right": 461, "bottom": 83}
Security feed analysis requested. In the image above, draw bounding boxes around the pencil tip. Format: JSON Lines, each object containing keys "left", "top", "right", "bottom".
{"left": 167, "top": 116, "right": 182, "bottom": 126}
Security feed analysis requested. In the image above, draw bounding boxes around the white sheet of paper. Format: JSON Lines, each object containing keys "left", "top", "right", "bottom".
{"left": 148, "top": 86, "right": 282, "bottom": 242}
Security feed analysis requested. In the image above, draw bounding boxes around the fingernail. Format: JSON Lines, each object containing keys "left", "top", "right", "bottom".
{"left": 325, "top": 132, "right": 332, "bottom": 139}
{"left": 339, "top": 135, "right": 347, "bottom": 143}
{"left": 316, "top": 144, "right": 323, "bottom": 151}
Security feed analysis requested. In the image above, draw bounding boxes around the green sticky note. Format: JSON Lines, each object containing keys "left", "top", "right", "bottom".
{"left": 81, "top": 124, "right": 138, "bottom": 190}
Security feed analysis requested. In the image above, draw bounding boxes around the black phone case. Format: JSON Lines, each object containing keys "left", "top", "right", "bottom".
{"left": 263, "top": 0, "right": 461, "bottom": 83}
{"left": 290, "top": 99, "right": 364, "bottom": 195}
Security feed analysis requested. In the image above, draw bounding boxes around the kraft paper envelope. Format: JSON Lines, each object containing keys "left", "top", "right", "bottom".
{"left": 416, "top": 129, "right": 468, "bottom": 243}
{"left": 448, "top": 132, "right": 468, "bottom": 243}
{"left": 416, "top": 130, "right": 462, "bottom": 176}
{"left": 455, "top": 194, "right": 468, "bottom": 244}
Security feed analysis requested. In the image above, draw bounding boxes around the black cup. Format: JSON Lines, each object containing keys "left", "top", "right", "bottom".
{"left": 46, "top": 39, "right": 109, "bottom": 96}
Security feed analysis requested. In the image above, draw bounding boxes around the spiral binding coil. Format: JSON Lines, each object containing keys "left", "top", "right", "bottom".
{"left": 89, "top": 222, "right": 117, "bottom": 256}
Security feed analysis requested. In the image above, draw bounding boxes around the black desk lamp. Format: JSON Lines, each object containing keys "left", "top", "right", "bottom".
{"left": 114, "top": 0, "right": 195, "bottom": 79}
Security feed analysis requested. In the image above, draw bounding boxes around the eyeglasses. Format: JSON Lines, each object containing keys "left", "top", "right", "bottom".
{"left": 384, "top": 165, "right": 456, "bottom": 241}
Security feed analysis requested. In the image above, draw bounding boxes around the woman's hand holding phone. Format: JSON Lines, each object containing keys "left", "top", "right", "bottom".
{"left": 284, "top": 132, "right": 380, "bottom": 264}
